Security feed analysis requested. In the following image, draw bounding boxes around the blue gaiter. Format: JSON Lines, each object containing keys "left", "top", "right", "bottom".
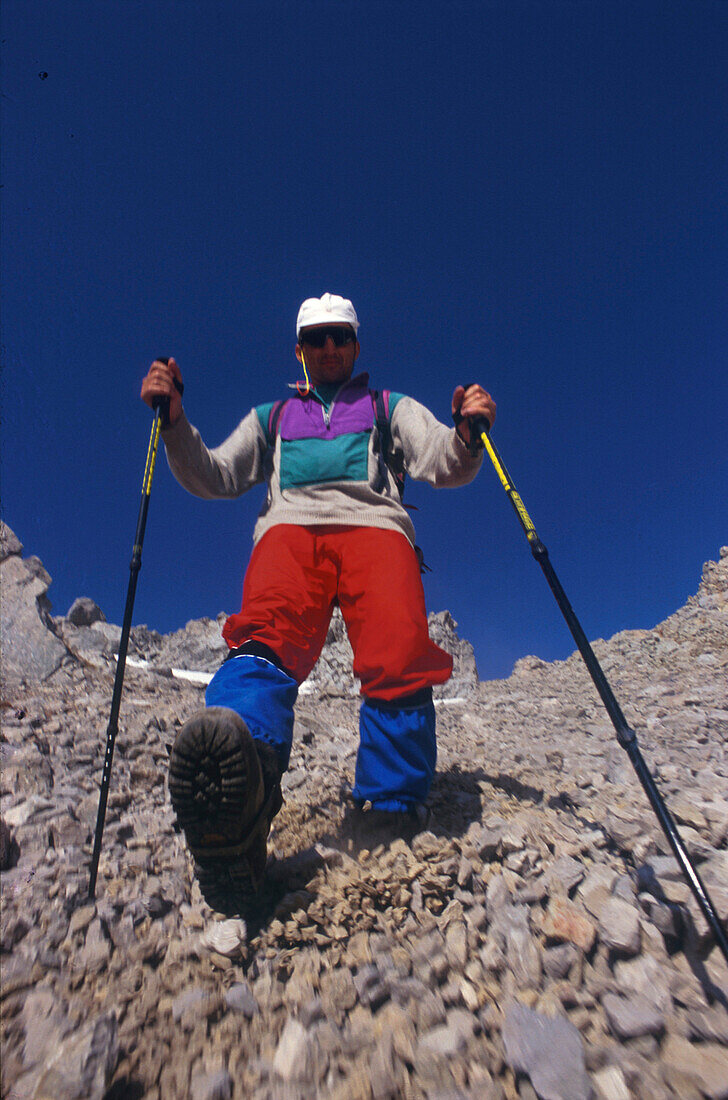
{"left": 205, "top": 654, "right": 298, "bottom": 772}
{"left": 352, "top": 695, "right": 437, "bottom": 812}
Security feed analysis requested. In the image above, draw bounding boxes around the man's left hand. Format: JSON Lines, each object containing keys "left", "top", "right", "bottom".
{"left": 452, "top": 384, "right": 496, "bottom": 448}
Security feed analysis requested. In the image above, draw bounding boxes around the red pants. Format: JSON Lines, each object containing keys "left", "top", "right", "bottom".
{"left": 222, "top": 525, "right": 452, "bottom": 701}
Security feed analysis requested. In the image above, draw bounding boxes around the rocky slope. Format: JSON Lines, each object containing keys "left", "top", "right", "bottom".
{"left": 1, "top": 526, "right": 727, "bottom": 1100}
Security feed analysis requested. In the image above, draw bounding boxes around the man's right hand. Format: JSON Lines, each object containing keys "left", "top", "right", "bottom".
{"left": 141, "top": 357, "right": 184, "bottom": 427}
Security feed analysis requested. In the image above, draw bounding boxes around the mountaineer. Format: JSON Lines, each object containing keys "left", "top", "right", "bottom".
{"left": 141, "top": 292, "right": 495, "bottom": 898}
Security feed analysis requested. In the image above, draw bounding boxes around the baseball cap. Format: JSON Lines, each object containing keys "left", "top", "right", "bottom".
{"left": 296, "top": 293, "right": 359, "bottom": 339}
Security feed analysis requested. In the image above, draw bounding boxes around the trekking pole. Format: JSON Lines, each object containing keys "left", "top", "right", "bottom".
{"left": 469, "top": 413, "right": 728, "bottom": 966}
{"left": 88, "top": 362, "right": 176, "bottom": 898}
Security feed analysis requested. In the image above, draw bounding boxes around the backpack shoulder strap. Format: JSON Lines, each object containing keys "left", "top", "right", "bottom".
{"left": 267, "top": 399, "right": 287, "bottom": 447}
{"left": 371, "top": 388, "right": 405, "bottom": 499}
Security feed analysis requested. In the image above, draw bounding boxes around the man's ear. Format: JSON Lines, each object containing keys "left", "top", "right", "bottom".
{"left": 295, "top": 344, "right": 303, "bottom": 363}
{"left": 354, "top": 341, "right": 361, "bottom": 360}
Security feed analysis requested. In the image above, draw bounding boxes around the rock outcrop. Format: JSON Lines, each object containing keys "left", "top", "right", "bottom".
{"left": 1, "top": 536, "right": 727, "bottom": 1100}
{"left": 45, "top": 552, "right": 478, "bottom": 696}
{"left": 0, "top": 524, "right": 71, "bottom": 686}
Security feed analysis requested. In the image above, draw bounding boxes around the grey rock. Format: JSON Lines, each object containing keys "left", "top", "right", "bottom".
{"left": 0, "top": 531, "right": 71, "bottom": 684}
{"left": 21, "top": 990, "right": 70, "bottom": 1067}
{"left": 66, "top": 597, "right": 106, "bottom": 627}
{"left": 504, "top": 913, "right": 542, "bottom": 989}
{"left": 29, "top": 1012, "right": 119, "bottom": 1100}
{"left": 369, "top": 1033, "right": 399, "bottom": 1099}
{"left": 0, "top": 815, "right": 19, "bottom": 870}
{"left": 172, "top": 987, "right": 220, "bottom": 1023}
{"left": 687, "top": 1006, "right": 728, "bottom": 1045}
{"left": 224, "top": 981, "right": 258, "bottom": 1017}
{"left": 427, "top": 609, "right": 479, "bottom": 698}
{"left": 591, "top": 1066, "right": 631, "bottom": 1100}
{"left": 1, "top": 521, "right": 23, "bottom": 559}
{"left": 542, "top": 943, "right": 578, "bottom": 980}
{"left": 419, "top": 1022, "right": 468, "bottom": 1056}
{"left": 601, "top": 992, "right": 665, "bottom": 1039}
{"left": 190, "top": 1069, "right": 233, "bottom": 1100}
{"left": 613, "top": 955, "right": 672, "bottom": 1012}
{"left": 662, "top": 1034, "right": 728, "bottom": 1099}
{"left": 543, "top": 855, "right": 585, "bottom": 896}
{"left": 501, "top": 1003, "right": 591, "bottom": 1100}
{"left": 419, "top": 1008, "right": 476, "bottom": 1057}
{"left": 273, "top": 1018, "right": 312, "bottom": 1081}
{"left": 596, "top": 896, "right": 641, "bottom": 956}
{"left": 132, "top": 614, "right": 228, "bottom": 672}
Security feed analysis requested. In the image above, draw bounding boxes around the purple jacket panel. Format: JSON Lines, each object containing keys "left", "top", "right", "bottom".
{"left": 279, "top": 373, "right": 374, "bottom": 441}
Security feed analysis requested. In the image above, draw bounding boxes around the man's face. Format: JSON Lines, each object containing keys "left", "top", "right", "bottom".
{"left": 295, "top": 324, "right": 360, "bottom": 386}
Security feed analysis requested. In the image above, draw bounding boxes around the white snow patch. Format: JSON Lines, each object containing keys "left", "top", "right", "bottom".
{"left": 120, "top": 656, "right": 212, "bottom": 685}
{"left": 172, "top": 668, "right": 213, "bottom": 686}
{"left": 122, "top": 657, "right": 470, "bottom": 700}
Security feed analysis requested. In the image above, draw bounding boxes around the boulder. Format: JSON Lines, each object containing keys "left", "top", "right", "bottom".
{"left": 67, "top": 597, "right": 106, "bottom": 627}
{"left": 0, "top": 523, "right": 71, "bottom": 685}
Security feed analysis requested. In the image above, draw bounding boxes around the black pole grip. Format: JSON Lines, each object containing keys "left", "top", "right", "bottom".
{"left": 469, "top": 414, "right": 491, "bottom": 439}
{"left": 151, "top": 356, "right": 172, "bottom": 427}
{"left": 455, "top": 384, "right": 490, "bottom": 452}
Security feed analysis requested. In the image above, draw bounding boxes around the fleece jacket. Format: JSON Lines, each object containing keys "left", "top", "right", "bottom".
{"left": 161, "top": 371, "right": 482, "bottom": 547}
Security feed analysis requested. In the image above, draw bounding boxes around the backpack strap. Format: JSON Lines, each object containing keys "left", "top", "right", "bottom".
{"left": 371, "top": 388, "right": 405, "bottom": 500}
{"left": 267, "top": 399, "right": 287, "bottom": 447}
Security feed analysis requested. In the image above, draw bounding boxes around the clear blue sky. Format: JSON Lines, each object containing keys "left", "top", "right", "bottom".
{"left": 2, "top": 2, "right": 726, "bottom": 681}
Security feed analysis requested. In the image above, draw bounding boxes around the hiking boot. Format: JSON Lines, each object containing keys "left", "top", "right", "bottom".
{"left": 352, "top": 803, "right": 431, "bottom": 849}
{"left": 168, "top": 707, "right": 282, "bottom": 907}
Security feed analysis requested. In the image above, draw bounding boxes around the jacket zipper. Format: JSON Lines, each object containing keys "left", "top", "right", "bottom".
{"left": 319, "top": 381, "right": 347, "bottom": 430}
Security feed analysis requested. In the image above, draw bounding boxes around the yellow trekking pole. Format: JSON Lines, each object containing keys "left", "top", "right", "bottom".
{"left": 88, "top": 360, "right": 179, "bottom": 898}
{"left": 468, "top": 411, "right": 728, "bottom": 966}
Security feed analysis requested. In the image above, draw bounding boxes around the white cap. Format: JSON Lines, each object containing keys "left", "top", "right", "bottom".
{"left": 296, "top": 292, "right": 359, "bottom": 338}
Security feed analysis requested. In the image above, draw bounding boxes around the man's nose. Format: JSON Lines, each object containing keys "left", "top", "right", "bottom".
{"left": 323, "top": 335, "right": 337, "bottom": 350}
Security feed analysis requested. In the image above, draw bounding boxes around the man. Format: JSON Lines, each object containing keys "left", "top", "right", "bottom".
{"left": 141, "top": 293, "right": 495, "bottom": 897}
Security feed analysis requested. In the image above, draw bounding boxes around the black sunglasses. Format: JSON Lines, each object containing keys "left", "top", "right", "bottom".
{"left": 299, "top": 325, "right": 356, "bottom": 348}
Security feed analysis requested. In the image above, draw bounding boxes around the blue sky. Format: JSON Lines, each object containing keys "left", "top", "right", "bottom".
{"left": 2, "top": 1, "right": 727, "bottom": 681}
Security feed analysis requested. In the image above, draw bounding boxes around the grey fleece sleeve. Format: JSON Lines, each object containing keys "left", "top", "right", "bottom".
{"left": 391, "top": 396, "right": 483, "bottom": 488}
{"left": 160, "top": 409, "right": 267, "bottom": 499}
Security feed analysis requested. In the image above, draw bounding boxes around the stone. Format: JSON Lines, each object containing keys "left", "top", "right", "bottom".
{"left": 543, "top": 855, "right": 586, "bottom": 895}
{"left": 29, "top": 1012, "right": 119, "bottom": 1100}
{"left": 224, "top": 982, "right": 258, "bottom": 1017}
{"left": 662, "top": 1034, "right": 728, "bottom": 1099}
{"left": 613, "top": 955, "right": 672, "bottom": 1012}
{"left": 66, "top": 597, "right": 106, "bottom": 627}
{"left": 172, "top": 987, "right": 221, "bottom": 1024}
{"left": 542, "top": 943, "right": 578, "bottom": 980}
{"left": 501, "top": 1002, "right": 591, "bottom": 1100}
{"left": 1, "top": 521, "right": 23, "bottom": 558}
{"left": 542, "top": 896, "right": 597, "bottom": 953}
{"left": 273, "top": 1018, "right": 312, "bottom": 1082}
{"left": 199, "top": 918, "right": 247, "bottom": 957}
{"left": 592, "top": 1065, "right": 631, "bottom": 1100}
{"left": 189, "top": 1069, "right": 233, "bottom": 1100}
{"left": 419, "top": 1023, "right": 468, "bottom": 1057}
{"left": 21, "top": 990, "right": 69, "bottom": 1067}
{"left": 601, "top": 992, "right": 665, "bottom": 1039}
{"left": 596, "top": 897, "right": 641, "bottom": 955}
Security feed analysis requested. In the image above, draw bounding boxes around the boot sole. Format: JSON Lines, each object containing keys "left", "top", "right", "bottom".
{"left": 168, "top": 707, "right": 263, "bottom": 862}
